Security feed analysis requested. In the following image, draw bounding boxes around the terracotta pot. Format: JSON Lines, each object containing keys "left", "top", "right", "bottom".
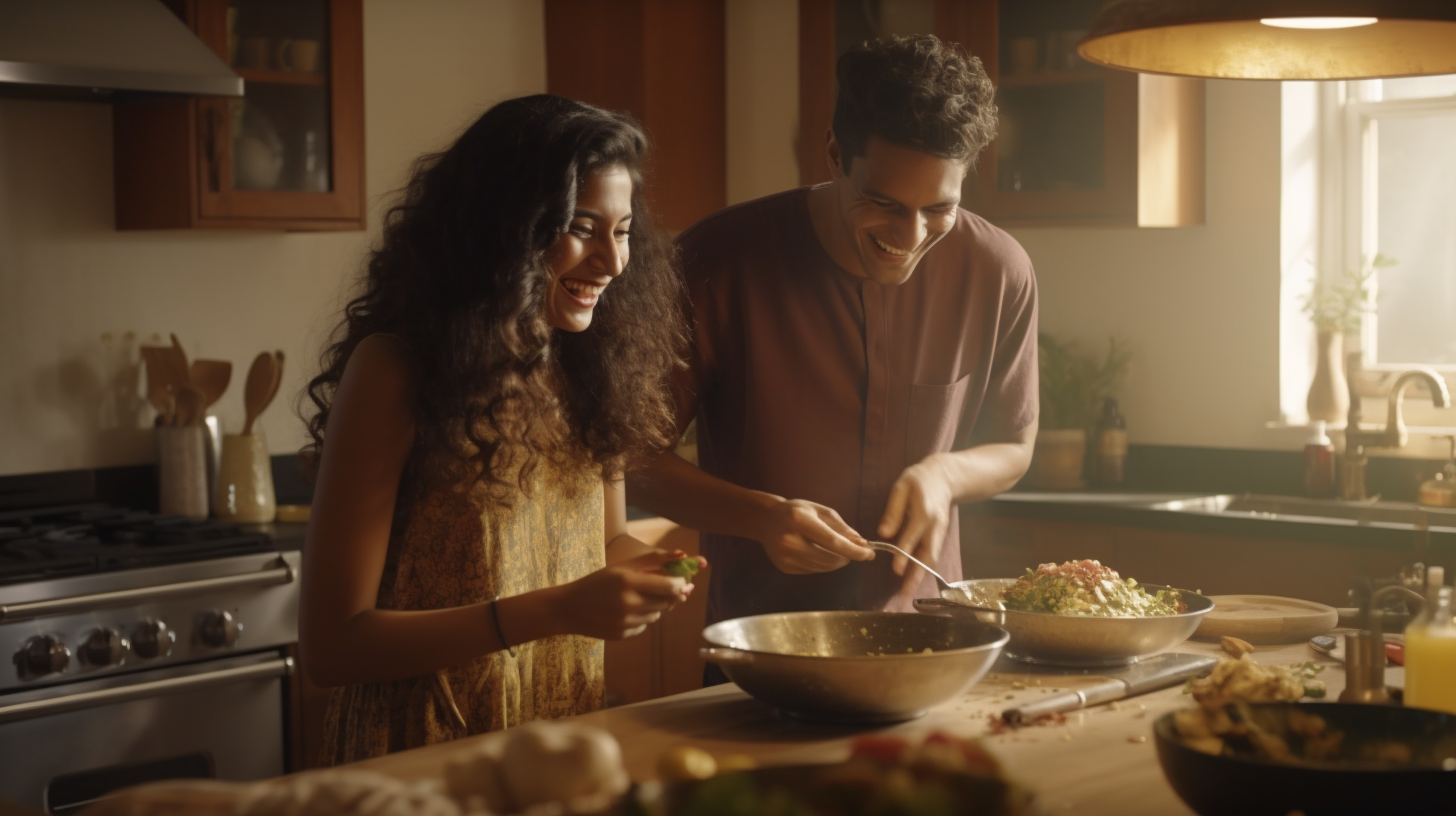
{"left": 1033, "top": 428, "right": 1087, "bottom": 490}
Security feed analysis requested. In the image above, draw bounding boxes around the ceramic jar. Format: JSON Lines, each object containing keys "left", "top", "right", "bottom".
{"left": 214, "top": 432, "right": 276, "bottom": 522}
{"left": 158, "top": 425, "right": 209, "bottom": 521}
{"left": 1306, "top": 330, "right": 1350, "bottom": 424}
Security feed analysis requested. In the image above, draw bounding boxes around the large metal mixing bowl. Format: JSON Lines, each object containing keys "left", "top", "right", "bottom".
{"left": 700, "top": 611, "right": 1008, "bottom": 724}
{"left": 915, "top": 578, "right": 1214, "bottom": 667}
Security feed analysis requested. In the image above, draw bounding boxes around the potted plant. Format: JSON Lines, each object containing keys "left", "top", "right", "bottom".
{"left": 1035, "top": 333, "right": 1131, "bottom": 489}
{"left": 1301, "top": 254, "right": 1394, "bottom": 423}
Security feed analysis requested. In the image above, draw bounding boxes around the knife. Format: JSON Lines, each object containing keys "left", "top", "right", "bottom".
{"left": 1000, "top": 652, "right": 1218, "bottom": 725}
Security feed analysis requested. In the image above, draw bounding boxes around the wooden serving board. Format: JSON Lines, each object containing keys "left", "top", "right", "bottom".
{"left": 1192, "top": 594, "right": 1340, "bottom": 645}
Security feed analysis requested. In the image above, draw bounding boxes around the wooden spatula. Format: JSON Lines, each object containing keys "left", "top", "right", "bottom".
{"left": 140, "top": 346, "right": 176, "bottom": 425}
{"left": 189, "top": 359, "right": 232, "bottom": 412}
{"left": 174, "top": 384, "right": 205, "bottom": 427}
{"left": 241, "top": 351, "right": 277, "bottom": 435}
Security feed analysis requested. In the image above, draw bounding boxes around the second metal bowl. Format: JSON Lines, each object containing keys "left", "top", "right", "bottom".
{"left": 915, "top": 578, "right": 1214, "bottom": 667}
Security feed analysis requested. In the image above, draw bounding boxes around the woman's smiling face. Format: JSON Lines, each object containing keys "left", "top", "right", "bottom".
{"left": 544, "top": 165, "right": 633, "bottom": 332}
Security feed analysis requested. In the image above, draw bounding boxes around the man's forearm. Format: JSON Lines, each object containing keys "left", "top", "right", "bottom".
{"left": 626, "top": 451, "right": 780, "bottom": 541}
{"left": 933, "top": 438, "right": 1034, "bottom": 505}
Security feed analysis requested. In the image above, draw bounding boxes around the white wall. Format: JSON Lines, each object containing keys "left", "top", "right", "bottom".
{"left": 0, "top": 0, "right": 547, "bottom": 476}
{"left": 1010, "top": 80, "right": 1288, "bottom": 451}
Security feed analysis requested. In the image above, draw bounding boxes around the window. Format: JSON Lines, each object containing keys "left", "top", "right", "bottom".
{"left": 1333, "top": 76, "right": 1456, "bottom": 373}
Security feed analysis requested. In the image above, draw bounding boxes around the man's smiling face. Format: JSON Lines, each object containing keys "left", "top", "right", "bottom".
{"left": 829, "top": 136, "right": 967, "bottom": 286}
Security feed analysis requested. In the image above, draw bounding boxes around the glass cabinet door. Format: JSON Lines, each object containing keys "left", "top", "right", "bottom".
{"left": 194, "top": 0, "right": 364, "bottom": 228}
{"left": 226, "top": 0, "right": 332, "bottom": 195}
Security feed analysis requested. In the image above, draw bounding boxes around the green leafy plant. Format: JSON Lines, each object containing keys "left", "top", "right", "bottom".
{"left": 1301, "top": 254, "right": 1396, "bottom": 334}
{"left": 1038, "top": 333, "right": 1131, "bottom": 431}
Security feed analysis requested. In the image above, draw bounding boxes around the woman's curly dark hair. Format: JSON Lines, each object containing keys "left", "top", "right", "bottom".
{"left": 303, "top": 94, "right": 685, "bottom": 507}
{"left": 832, "top": 33, "right": 998, "bottom": 170}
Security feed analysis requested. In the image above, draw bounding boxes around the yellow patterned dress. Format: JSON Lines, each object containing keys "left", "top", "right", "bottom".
{"left": 319, "top": 463, "right": 605, "bottom": 765}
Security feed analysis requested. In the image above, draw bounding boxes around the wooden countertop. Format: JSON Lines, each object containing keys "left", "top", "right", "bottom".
{"left": 348, "top": 638, "right": 1372, "bottom": 816}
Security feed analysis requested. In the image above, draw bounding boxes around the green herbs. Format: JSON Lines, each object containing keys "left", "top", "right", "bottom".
{"left": 1301, "top": 254, "right": 1395, "bottom": 334}
{"left": 663, "top": 556, "right": 700, "bottom": 580}
{"left": 1000, "top": 560, "right": 1184, "bottom": 617}
{"left": 1037, "top": 334, "right": 1131, "bottom": 431}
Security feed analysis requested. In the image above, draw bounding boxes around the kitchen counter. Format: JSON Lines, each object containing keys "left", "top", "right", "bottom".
{"left": 978, "top": 490, "right": 1456, "bottom": 551}
{"left": 345, "top": 639, "right": 1360, "bottom": 816}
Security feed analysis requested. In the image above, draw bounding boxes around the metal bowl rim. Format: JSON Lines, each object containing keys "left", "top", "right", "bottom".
{"left": 702, "top": 610, "right": 1010, "bottom": 661}
{"left": 952, "top": 578, "right": 1216, "bottom": 621}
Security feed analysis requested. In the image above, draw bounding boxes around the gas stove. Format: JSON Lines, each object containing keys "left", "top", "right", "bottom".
{"left": 0, "top": 501, "right": 300, "bottom": 812}
{"left": 0, "top": 503, "right": 273, "bottom": 585}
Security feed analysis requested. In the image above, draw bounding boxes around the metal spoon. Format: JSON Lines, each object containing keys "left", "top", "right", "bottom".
{"left": 866, "top": 540, "right": 977, "bottom": 605}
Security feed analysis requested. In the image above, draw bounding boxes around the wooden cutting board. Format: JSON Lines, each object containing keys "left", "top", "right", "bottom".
{"left": 1192, "top": 594, "right": 1340, "bottom": 645}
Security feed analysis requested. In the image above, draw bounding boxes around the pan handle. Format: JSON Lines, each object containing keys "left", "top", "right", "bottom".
{"left": 913, "top": 597, "right": 1005, "bottom": 623}
{"left": 699, "top": 647, "right": 754, "bottom": 666}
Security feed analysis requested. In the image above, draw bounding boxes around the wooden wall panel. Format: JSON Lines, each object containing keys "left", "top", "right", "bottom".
{"left": 545, "top": 0, "right": 724, "bottom": 232}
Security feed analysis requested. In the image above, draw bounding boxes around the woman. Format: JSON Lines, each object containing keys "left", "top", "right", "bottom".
{"left": 299, "top": 95, "right": 697, "bottom": 764}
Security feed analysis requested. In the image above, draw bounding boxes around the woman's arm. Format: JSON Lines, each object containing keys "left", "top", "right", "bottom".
{"left": 300, "top": 337, "right": 688, "bottom": 688}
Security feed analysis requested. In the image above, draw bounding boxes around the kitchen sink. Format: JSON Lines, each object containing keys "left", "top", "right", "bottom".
{"left": 1138, "top": 493, "right": 1456, "bottom": 530}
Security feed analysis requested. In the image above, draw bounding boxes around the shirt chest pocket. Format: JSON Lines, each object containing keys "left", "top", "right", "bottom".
{"left": 907, "top": 373, "right": 971, "bottom": 461}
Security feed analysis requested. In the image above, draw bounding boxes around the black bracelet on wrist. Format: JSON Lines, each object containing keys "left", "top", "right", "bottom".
{"left": 490, "top": 598, "right": 517, "bottom": 658}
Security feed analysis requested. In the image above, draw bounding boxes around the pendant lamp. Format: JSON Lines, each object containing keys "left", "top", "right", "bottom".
{"left": 1078, "top": 0, "right": 1456, "bottom": 80}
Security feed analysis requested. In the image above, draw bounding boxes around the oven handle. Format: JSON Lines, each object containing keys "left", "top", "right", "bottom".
{"left": 0, "top": 559, "right": 295, "bottom": 622}
{"left": 0, "top": 656, "right": 293, "bottom": 725}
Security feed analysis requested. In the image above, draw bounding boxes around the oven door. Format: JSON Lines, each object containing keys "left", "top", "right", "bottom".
{"left": 0, "top": 650, "right": 290, "bottom": 814}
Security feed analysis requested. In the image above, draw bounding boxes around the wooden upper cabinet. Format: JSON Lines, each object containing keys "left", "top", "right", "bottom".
{"left": 114, "top": 0, "right": 365, "bottom": 231}
{"left": 544, "top": 0, "right": 726, "bottom": 233}
{"left": 800, "top": 0, "right": 1205, "bottom": 228}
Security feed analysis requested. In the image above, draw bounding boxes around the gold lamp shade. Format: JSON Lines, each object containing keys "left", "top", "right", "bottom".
{"left": 1078, "top": 0, "right": 1456, "bottom": 80}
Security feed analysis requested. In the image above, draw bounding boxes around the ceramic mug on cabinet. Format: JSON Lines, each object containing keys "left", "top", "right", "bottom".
{"left": 214, "top": 432, "right": 276, "bottom": 523}
{"left": 276, "top": 38, "right": 321, "bottom": 73}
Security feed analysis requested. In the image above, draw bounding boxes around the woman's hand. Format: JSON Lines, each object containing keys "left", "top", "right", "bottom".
{"left": 549, "top": 550, "right": 698, "bottom": 640}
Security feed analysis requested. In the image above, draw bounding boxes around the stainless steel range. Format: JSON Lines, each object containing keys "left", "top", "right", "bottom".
{"left": 0, "top": 503, "right": 301, "bottom": 813}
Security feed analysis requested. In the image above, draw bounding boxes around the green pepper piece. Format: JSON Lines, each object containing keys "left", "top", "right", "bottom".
{"left": 663, "top": 556, "right": 700, "bottom": 580}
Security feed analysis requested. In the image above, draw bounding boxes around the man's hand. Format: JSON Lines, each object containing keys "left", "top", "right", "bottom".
{"left": 879, "top": 454, "right": 956, "bottom": 594}
{"left": 756, "top": 498, "right": 874, "bottom": 574}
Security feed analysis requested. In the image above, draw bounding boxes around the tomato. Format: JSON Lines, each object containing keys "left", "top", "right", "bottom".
{"left": 848, "top": 735, "right": 910, "bottom": 765}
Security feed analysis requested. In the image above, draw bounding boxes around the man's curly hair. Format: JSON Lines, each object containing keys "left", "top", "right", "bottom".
{"left": 832, "top": 34, "right": 997, "bottom": 170}
{"left": 302, "top": 95, "right": 685, "bottom": 509}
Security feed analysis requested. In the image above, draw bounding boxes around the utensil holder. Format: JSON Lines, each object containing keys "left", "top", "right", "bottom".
{"left": 158, "top": 425, "right": 209, "bottom": 521}
{"left": 214, "top": 432, "right": 276, "bottom": 522}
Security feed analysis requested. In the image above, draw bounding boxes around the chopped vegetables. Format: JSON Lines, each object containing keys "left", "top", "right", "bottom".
{"left": 663, "top": 556, "right": 700, "bottom": 580}
{"left": 1000, "top": 560, "right": 1185, "bottom": 617}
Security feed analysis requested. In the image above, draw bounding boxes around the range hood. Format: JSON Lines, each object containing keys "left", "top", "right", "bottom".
{"left": 0, "top": 0, "right": 242, "bottom": 101}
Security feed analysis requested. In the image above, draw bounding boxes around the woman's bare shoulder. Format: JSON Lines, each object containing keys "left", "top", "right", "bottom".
{"left": 334, "top": 334, "right": 418, "bottom": 422}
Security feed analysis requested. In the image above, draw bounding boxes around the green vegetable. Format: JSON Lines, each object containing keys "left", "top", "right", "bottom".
{"left": 663, "top": 556, "right": 699, "bottom": 580}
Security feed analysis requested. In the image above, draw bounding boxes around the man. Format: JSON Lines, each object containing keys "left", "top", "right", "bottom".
{"left": 628, "top": 34, "right": 1038, "bottom": 665}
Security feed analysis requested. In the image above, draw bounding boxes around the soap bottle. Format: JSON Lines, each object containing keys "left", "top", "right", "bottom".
{"left": 1303, "top": 421, "right": 1337, "bottom": 499}
{"left": 1418, "top": 435, "right": 1456, "bottom": 508}
{"left": 1093, "top": 397, "right": 1128, "bottom": 486}
{"left": 1403, "top": 569, "right": 1456, "bottom": 715}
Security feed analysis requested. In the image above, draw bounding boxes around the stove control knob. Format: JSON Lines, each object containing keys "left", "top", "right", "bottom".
{"left": 132, "top": 619, "right": 176, "bottom": 659}
{"left": 81, "top": 628, "right": 130, "bottom": 668}
{"left": 200, "top": 610, "right": 243, "bottom": 648}
{"left": 14, "top": 635, "right": 69, "bottom": 680}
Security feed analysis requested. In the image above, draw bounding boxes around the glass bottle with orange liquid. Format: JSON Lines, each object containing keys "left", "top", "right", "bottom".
{"left": 1404, "top": 573, "right": 1456, "bottom": 715}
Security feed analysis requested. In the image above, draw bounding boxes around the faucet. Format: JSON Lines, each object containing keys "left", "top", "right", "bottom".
{"left": 1341, "top": 364, "right": 1451, "bottom": 500}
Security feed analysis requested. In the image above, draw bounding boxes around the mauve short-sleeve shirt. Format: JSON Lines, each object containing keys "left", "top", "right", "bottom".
{"left": 674, "top": 186, "right": 1039, "bottom": 624}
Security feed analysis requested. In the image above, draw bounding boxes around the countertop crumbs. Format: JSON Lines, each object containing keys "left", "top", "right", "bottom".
{"left": 1060, "top": 732, "right": 1073, "bottom": 742}
{"left": 1127, "top": 735, "right": 1147, "bottom": 744}
{"left": 1107, "top": 701, "right": 1121, "bottom": 711}
{"left": 1011, "top": 681, "right": 1026, "bottom": 690}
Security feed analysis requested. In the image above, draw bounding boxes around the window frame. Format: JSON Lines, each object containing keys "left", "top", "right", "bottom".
{"left": 1325, "top": 79, "right": 1456, "bottom": 399}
